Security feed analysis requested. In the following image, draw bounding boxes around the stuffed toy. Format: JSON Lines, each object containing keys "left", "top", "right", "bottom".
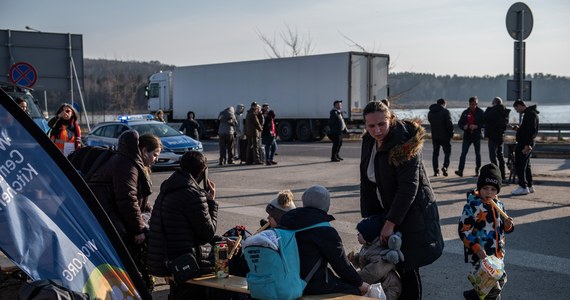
{"left": 379, "top": 232, "right": 405, "bottom": 265}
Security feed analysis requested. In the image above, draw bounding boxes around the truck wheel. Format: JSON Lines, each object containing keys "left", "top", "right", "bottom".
{"left": 278, "top": 121, "right": 295, "bottom": 141}
{"left": 296, "top": 121, "right": 313, "bottom": 142}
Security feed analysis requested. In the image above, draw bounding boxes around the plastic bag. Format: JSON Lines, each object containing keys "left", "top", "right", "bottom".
{"left": 365, "top": 282, "right": 387, "bottom": 300}
{"left": 467, "top": 255, "right": 504, "bottom": 298}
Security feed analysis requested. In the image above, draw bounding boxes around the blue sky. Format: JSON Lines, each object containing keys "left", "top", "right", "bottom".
{"left": 2, "top": 0, "right": 568, "bottom": 76}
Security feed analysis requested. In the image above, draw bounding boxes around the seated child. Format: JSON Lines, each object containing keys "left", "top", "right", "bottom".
{"left": 348, "top": 215, "right": 402, "bottom": 300}
{"left": 265, "top": 189, "right": 296, "bottom": 228}
{"left": 458, "top": 163, "right": 515, "bottom": 300}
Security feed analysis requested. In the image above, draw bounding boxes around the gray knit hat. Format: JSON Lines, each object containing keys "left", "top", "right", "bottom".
{"left": 302, "top": 185, "right": 330, "bottom": 213}
{"left": 266, "top": 197, "right": 296, "bottom": 224}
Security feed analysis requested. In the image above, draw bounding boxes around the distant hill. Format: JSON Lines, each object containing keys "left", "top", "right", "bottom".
{"left": 39, "top": 59, "right": 569, "bottom": 114}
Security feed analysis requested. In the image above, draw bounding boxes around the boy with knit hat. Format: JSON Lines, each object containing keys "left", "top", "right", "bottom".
{"left": 348, "top": 215, "right": 402, "bottom": 300}
{"left": 458, "top": 163, "right": 515, "bottom": 300}
{"left": 265, "top": 189, "right": 296, "bottom": 227}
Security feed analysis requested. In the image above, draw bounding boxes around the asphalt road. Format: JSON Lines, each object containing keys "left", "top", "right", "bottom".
{"left": 150, "top": 139, "right": 570, "bottom": 299}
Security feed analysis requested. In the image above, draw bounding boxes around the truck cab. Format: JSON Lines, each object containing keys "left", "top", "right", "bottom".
{"left": 0, "top": 82, "right": 49, "bottom": 133}
{"left": 146, "top": 71, "right": 172, "bottom": 115}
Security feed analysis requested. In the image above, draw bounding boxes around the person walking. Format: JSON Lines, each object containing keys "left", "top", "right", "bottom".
{"left": 483, "top": 97, "right": 510, "bottom": 180}
{"left": 179, "top": 111, "right": 200, "bottom": 140}
{"left": 427, "top": 98, "right": 454, "bottom": 177}
{"left": 455, "top": 96, "right": 485, "bottom": 177}
{"left": 328, "top": 100, "right": 347, "bottom": 162}
{"left": 359, "top": 101, "right": 444, "bottom": 300}
{"left": 217, "top": 106, "right": 237, "bottom": 165}
{"left": 245, "top": 102, "right": 263, "bottom": 165}
{"left": 511, "top": 100, "right": 539, "bottom": 195}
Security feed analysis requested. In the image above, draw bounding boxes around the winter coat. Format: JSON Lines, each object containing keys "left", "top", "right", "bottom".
{"left": 427, "top": 103, "right": 454, "bottom": 141}
{"left": 245, "top": 109, "right": 262, "bottom": 137}
{"left": 146, "top": 170, "right": 218, "bottom": 277}
{"left": 218, "top": 107, "right": 237, "bottom": 135}
{"left": 179, "top": 119, "right": 200, "bottom": 140}
{"left": 235, "top": 104, "right": 246, "bottom": 138}
{"left": 457, "top": 107, "right": 485, "bottom": 140}
{"left": 279, "top": 207, "right": 363, "bottom": 295}
{"left": 360, "top": 120, "right": 444, "bottom": 272}
{"left": 484, "top": 104, "right": 510, "bottom": 144}
{"left": 328, "top": 108, "right": 346, "bottom": 136}
{"left": 458, "top": 190, "right": 514, "bottom": 264}
{"left": 48, "top": 116, "right": 82, "bottom": 152}
{"left": 352, "top": 237, "right": 402, "bottom": 300}
{"left": 515, "top": 105, "right": 540, "bottom": 150}
{"left": 88, "top": 130, "right": 152, "bottom": 239}
{"left": 261, "top": 115, "right": 276, "bottom": 145}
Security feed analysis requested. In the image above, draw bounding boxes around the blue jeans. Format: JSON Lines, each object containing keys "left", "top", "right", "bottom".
{"left": 458, "top": 134, "right": 481, "bottom": 173}
{"left": 264, "top": 141, "right": 276, "bottom": 162}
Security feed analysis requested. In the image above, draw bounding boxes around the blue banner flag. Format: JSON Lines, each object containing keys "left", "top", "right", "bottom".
{"left": 0, "top": 89, "right": 152, "bottom": 299}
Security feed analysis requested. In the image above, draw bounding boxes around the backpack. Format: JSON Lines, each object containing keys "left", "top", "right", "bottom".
{"left": 243, "top": 222, "right": 330, "bottom": 300}
{"left": 67, "top": 146, "right": 115, "bottom": 181}
{"left": 19, "top": 279, "right": 91, "bottom": 300}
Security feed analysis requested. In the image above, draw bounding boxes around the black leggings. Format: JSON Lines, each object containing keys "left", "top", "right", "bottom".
{"left": 399, "top": 268, "right": 422, "bottom": 300}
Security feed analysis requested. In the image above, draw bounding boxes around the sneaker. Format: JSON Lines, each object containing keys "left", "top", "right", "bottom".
{"left": 455, "top": 170, "right": 463, "bottom": 177}
{"left": 511, "top": 186, "right": 530, "bottom": 195}
{"left": 529, "top": 186, "right": 535, "bottom": 193}
{"left": 434, "top": 171, "right": 440, "bottom": 177}
{"left": 441, "top": 167, "right": 448, "bottom": 177}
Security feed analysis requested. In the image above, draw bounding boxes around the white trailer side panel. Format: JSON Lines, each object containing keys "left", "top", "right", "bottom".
{"left": 171, "top": 53, "right": 352, "bottom": 120}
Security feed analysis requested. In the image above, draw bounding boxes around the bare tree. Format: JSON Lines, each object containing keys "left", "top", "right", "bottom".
{"left": 256, "top": 24, "right": 314, "bottom": 58}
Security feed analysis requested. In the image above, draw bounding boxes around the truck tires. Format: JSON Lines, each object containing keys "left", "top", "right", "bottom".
{"left": 296, "top": 120, "right": 313, "bottom": 142}
{"left": 277, "top": 121, "right": 295, "bottom": 141}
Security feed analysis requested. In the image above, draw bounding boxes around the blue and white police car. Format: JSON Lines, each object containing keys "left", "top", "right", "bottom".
{"left": 84, "top": 114, "right": 203, "bottom": 168}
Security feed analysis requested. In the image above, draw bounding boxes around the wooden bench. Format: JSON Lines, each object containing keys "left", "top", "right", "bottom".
{"left": 187, "top": 274, "right": 374, "bottom": 299}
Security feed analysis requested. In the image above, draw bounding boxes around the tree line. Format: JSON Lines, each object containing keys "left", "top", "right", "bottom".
{"left": 37, "top": 58, "right": 569, "bottom": 116}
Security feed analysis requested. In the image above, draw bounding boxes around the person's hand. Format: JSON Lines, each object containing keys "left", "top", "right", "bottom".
{"left": 347, "top": 250, "right": 355, "bottom": 264}
{"left": 379, "top": 220, "right": 396, "bottom": 246}
{"left": 522, "top": 145, "right": 532, "bottom": 155}
{"left": 504, "top": 217, "right": 514, "bottom": 231}
{"left": 463, "top": 125, "right": 468, "bottom": 130}
{"left": 469, "top": 124, "right": 478, "bottom": 130}
{"left": 476, "top": 248, "right": 487, "bottom": 260}
{"left": 206, "top": 179, "right": 216, "bottom": 200}
{"left": 358, "top": 282, "right": 370, "bottom": 295}
{"left": 134, "top": 233, "right": 146, "bottom": 244}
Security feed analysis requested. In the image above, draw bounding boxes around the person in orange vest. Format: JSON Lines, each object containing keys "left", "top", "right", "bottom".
{"left": 48, "top": 103, "right": 81, "bottom": 156}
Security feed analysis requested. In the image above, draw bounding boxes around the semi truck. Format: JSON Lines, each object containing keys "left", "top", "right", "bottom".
{"left": 146, "top": 51, "right": 389, "bottom": 141}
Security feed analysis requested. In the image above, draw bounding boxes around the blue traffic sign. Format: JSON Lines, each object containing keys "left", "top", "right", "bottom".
{"left": 9, "top": 62, "right": 38, "bottom": 88}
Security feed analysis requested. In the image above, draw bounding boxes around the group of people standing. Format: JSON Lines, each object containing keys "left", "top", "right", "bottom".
{"left": 428, "top": 96, "right": 539, "bottom": 196}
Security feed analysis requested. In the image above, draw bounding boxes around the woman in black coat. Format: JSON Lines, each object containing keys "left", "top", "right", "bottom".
{"left": 360, "top": 101, "right": 444, "bottom": 300}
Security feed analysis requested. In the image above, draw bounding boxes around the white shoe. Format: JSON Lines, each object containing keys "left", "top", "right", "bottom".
{"left": 529, "top": 186, "right": 535, "bottom": 193}
{"left": 511, "top": 186, "right": 530, "bottom": 195}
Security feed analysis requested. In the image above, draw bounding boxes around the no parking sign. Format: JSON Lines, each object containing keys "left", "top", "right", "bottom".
{"left": 9, "top": 62, "right": 38, "bottom": 88}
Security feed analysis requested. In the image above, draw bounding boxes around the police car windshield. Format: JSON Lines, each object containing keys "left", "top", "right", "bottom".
{"left": 130, "top": 123, "right": 181, "bottom": 138}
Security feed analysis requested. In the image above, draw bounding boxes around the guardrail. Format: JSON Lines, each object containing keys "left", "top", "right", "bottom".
{"left": 420, "top": 123, "right": 570, "bottom": 141}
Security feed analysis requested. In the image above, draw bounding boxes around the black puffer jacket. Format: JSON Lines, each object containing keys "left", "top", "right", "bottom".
{"left": 427, "top": 103, "right": 454, "bottom": 141}
{"left": 146, "top": 170, "right": 218, "bottom": 277}
{"left": 279, "top": 207, "right": 362, "bottom": 295}
{"left": 89, "top": 130, "right": 152, "bottom": 238}
{"left": 360, "top": 120, "right": 444, "bottom": 272}
{"left": 516, "top": 105, "right": 540, "bottom": 149}
{"left": 484, "top": 104, "right": 510, "bottom": 143}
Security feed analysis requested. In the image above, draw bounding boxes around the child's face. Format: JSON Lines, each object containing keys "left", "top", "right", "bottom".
{"left": 357, "top": 232, "right": 367, "bottom": 245}
{"left": 480, "top": 185, "right": 498, "bottom": 201}
{"left": 267, "top": 215, "right": 278, "bottom": 228}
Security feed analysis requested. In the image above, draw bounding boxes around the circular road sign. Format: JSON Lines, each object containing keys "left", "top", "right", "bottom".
{"left": 506, "top": 2, "right": 533, "bottom": 40}
{"left": 9, "top": 62, "right": 38, "bottom": 88}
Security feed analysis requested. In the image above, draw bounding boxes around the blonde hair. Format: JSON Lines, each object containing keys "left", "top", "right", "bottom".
{"left": 277, "top": 189, "right": 295, "bottom": 209}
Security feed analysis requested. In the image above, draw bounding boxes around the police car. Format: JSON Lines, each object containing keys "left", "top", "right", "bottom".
{"left": 84, "top": 114, "right": 203, "bottom": 168}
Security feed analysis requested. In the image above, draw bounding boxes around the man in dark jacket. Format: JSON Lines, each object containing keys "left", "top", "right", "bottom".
{"left": 455, "top": 96, "right": 485, "bottom": 177}
{"left": 280, "top": 185, "right": 369, "bottom": 296}
{"left": 427, "top": 98, "right": 454, "bottom": 176}
{"left": 511, "top": 100, "right": 539, "bottom": 195}
{"left": 146, "top": 151, "right": 218, "bottom": 299}
{"left": 328, "top": 100, "right": 347, "bottom": 162}
{"left": 483, "top": 97, "right": 511, "bottom": 180}
{"left": 245, "top": 102, "right": 263, "bottom": 165}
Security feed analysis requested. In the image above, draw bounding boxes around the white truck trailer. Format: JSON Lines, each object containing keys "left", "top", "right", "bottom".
{"left": 146, "top": 51, "right": 389, "bottom": 141}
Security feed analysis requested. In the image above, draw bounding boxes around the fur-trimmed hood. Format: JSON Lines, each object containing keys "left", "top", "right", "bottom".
{"left": 368, "top": 119, "right": 425, "bottom": 167}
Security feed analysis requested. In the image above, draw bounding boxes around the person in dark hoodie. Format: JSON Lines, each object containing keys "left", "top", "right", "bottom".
{"left": 511, "top": 100, "right": 539, "bottom": 195}
{"left": 280, "top": 185, "right": 370, "bottom": 296}
{"left": 483, "top": 97, "right": 511, "bottom": 180}
{"left": 88, "top": 130, "right": 161, "bottom": 291}
{"left": 359, "top": 101, "right": 444, "bottom": 300}
{"left": 427, "top": 98, "right": 454, "bottom": 177}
